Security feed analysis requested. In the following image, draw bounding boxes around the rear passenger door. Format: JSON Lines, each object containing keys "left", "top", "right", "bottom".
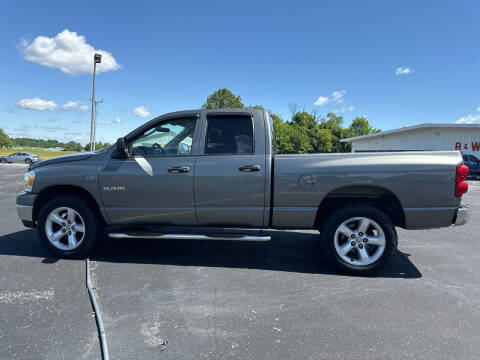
{"left": 9, "top": 153, "right": 20, "bottom": 162}
{"left": 194, "top": 112, "right": 267, "bottom": 227}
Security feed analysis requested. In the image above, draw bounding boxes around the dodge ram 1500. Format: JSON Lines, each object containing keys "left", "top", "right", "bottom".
{"left": 16, "top": 108, "right": 471, "bottom": 274}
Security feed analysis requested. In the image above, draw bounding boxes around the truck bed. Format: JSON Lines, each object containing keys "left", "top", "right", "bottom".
{"left": 271, "top": 151, "right": 463, "bottom": 229}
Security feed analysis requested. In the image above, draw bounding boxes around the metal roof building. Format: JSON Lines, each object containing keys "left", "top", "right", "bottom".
{"left": 341, "top": 123, "right": 480, "bottom": 155}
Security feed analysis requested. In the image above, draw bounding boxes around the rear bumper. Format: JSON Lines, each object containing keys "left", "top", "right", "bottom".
{"left": 403, "top": 205, "right": 470, "bottom": 229}
{"left": 454, "top": 206, "right": 471, "bottom": 226}
{"left": 16, "top": 192, "right": 37, "bottom": 228}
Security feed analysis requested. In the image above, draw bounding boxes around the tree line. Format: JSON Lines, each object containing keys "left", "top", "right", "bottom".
{"left": 0, "top": 131, "right": 110, "bottom": 152}
{"left": 203, "top": 88, "right": 380, "bottom": 153}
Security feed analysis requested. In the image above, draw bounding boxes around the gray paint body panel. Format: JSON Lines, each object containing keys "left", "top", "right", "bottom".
{"left": 99, "top": 156, "right": 197, "bottom": 225}
{"left": 272, "top": 151, "right": 462, "bottom": 229}
{"left": 194, "top": 109, "right": 268, "bottom": 227}
{"left": 20, "top": 108, "right": 466, "bottom": 231}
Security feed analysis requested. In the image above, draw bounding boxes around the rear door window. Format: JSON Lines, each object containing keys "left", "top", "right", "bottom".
{"left": 205, "top": 115, "right": 254, "bottom": 155}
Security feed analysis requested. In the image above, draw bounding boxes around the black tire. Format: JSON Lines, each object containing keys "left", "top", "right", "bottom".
{"left": 0, "top": 158, "right": 6, "bottom": 164}
{"left": 320, "top": 204, "right": 397, "bottom": 276}
{"left": 25, "top": 158, "right": 32, "bottom": 164}
{"left": 37, "top": 195, "right": 104, "bottom": 258}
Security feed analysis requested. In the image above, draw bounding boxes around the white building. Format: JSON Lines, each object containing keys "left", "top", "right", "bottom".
{"left": 341, "top": 123, "right": 480, "bottom": 157}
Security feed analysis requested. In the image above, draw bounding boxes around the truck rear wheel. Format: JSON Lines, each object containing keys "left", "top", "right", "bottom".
{"left": 320, "top": 204, "right": 397, "bottom": 275}
{"left": 37, "top": 195, "right": 103, "bottom": 258}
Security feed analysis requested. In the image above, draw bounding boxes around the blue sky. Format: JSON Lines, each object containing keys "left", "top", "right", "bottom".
{"left": 1, "top": 0, "right": 479, "bottom": 145}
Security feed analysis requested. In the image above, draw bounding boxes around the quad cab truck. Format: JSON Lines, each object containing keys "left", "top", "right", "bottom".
{"left": 17, "top": 109, "right": 471, "bottom": 275}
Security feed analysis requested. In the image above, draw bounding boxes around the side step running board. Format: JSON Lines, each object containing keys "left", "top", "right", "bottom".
{"left": 107, "top": 232, "right": 271, "bottom": 242}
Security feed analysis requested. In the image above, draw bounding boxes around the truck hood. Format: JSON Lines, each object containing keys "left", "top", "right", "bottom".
{"left": 30, "top": 152, "right": 95, "bottom": 169}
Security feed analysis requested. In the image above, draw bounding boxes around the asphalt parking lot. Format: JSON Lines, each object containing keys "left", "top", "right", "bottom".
{"left": 1, "top": 164, "right": 480, "bottom": 359}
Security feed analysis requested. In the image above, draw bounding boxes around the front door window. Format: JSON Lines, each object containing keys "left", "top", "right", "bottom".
{"left": 132, "top": 118, "right": 196, "bottom": 157}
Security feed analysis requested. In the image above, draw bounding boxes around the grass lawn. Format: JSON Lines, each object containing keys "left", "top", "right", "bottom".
{"left": 0, "top": 148, "right": 77, "bottom": 160}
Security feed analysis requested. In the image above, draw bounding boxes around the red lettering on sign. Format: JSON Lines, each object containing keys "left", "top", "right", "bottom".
{"left": 472, "top": 142, "right": 480, "bottom": 152}
{"left": 455, "top": 142, "right": 461, "bottom": 150}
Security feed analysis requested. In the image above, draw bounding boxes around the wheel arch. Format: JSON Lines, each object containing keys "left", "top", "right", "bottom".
{"left": 33, "top": 185, "right": 106, "bottom": 225}
{"left": 315, "top": 185, "right": 405, "bottom": 230}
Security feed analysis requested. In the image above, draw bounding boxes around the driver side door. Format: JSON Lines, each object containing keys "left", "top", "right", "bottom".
{"left": 99, "top": 116, "right": 199, "bottom": 226}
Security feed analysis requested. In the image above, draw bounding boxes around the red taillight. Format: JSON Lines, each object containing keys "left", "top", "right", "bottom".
{"left": 455, "top": 164, "right": 469, "bottom": 197}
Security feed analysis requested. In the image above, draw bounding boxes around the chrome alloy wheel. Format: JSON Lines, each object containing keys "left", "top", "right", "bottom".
{"left": 45, "top": 207, "right": 86, "bottom": 251}
{"left": 334, "top": 217, "right": 386, "bottom": 267}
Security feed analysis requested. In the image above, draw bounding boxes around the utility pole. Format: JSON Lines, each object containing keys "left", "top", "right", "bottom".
{"left": 93, "top": 98, "right": 103, "bottom": 150}
{"left": 90, "top": 53, "right": 102, "bottom": 151}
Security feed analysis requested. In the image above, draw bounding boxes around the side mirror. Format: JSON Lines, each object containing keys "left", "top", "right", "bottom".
{"left": 113, "top": 137, "right": 130, "bottom": 158}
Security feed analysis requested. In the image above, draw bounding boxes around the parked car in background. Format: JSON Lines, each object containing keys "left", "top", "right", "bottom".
{"left": 0, "top": 152, "right": 41, "bottom": 164}
{"left": 462, "top": 153, "right": 480, "bottom": 178}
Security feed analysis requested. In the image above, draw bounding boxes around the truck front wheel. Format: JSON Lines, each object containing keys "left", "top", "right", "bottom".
{"left": 320, "top": 205, "right": 397, "bottom": 275}
{"left": 37, "top": 195, "right": 103, "bottom": 258}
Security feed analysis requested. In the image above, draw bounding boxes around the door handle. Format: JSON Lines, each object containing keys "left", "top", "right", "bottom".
{"left": 239, "top": 164, "right": 261, "bottom": 172}
{"left": 168, "top": 166, "right": 189, "bottom": 173}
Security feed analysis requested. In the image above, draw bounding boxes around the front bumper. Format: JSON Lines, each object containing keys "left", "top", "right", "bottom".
{"left": 454, "top": 206, "right": 471, "bottom": 226}
{"left": 16, "top": 192, "right": 37, "bottom": 228}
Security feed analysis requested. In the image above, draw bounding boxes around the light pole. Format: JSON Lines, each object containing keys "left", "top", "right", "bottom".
{"left": 90, "top": 53, "right": 102, "bottom": 151}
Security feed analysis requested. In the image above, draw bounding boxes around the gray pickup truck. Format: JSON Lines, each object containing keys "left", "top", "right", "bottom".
{"left": 16, "top": 108, "right": 471, "bottom": 274}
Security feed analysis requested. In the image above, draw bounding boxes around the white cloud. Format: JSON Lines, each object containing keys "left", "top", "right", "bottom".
{"left": 314, "top": 96, "right": 329, "bottom": 106}
{"left": 455, "top": 105, "right": 480, "bottom": 124}
{"left": 61, "top": 100, "right": 89, "bottom": 111}
{"left": 395, "top": 66, "right": 413, "bottom": 75}
{"left": 314, "top": 90, "right": 347, "bottom": 106}
{"left": 455, "top": 114, "right": 480, "bottom": 124}
{"left": 331, "top": 90, "right": 346, "bottom": 103}
{"left": 133, "top": 106, "right": 150, "bottom": 118}
{"left": 113, "top": 116, "right": 121, "bottom": 123}
{"left": 34, "top": 124, "right": 71, "bottom": 131}
{"left": 65, "top": 131, "right": 82, "bottom": 136}
{"left": 16, "top": 97, "right": 57, "bottom": 111}
{"left": 333, "top": 105, "right": 355, "bottom": 113}
{"left": 19, "top": 29, "right": 120, "bottom": 75}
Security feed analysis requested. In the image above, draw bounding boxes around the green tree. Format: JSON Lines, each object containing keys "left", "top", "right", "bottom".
{"left": 272, "top": 113, "right": 313, "bottom": 154}
{"left": 347, "top": 116, "right": 380, "bottom": 137}
{"left": 291, "top": 111, "right": 321, "bottom": 152}
{"left": 319, "top": 112, "right": 344, "bottom": 152}
{"left": 0, "top": 128, "right": 13, "bottom": 148}
{"left": 316, "top": 128, "right": 335, "bottom": 153}
{"left": 202, "top": 88, "right": 244, "bottom": 109}
{"left": 84, "top": 142, "right": 111, "bottom": 151}
{"left": 63, "top": 141, "right": 83, "bottom": 152}
{"left": 341, "top": 116, "right": 380, "bottom": 152}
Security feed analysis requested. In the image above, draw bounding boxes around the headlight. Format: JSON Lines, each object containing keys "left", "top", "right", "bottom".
{"left": 24, "top": 171, "right": 36, "bottom": 192}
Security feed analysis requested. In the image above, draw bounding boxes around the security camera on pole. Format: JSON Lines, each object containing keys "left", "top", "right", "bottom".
{"left": 90, "top": 53, "right": 102, "bottom": 151}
